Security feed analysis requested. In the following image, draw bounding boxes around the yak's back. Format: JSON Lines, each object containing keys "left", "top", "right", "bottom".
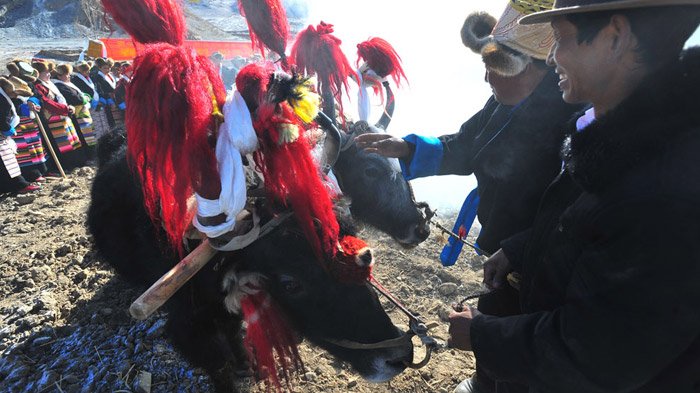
{"left": 88, "top": 131, "right": 177, "bottom": 286}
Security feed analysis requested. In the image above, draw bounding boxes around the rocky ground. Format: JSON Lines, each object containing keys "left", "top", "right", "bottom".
{"left": 0, "top": 164, "right": 487, "bottom": 393}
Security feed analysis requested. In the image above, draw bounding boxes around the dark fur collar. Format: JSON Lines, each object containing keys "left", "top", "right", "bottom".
{"left": 563, "top": 48, "right": 700, "bottom": 193}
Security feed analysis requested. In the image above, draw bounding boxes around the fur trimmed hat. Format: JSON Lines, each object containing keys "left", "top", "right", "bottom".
{"left": 8, "top": 76, "right": 33, "bottom": 97}
{"left": 461, "top": 1, "right": 555, "bottom": 76}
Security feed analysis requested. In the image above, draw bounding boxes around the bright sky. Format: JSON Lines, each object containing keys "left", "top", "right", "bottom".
{"left": 302, "top": 1, "right": 700, "bottom": 213}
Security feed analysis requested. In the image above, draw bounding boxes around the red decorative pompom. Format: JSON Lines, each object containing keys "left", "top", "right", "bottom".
{"left": 238, "top": 0, "right": 290, "bottom": 68}
{"left": 330, "top": 236, "right": 374, "bottom": 284}
{"left": 290, "top": 22, "right": 357, "bottom": 118}
{"left": 101, "top": 0, "right": 186, "bottom": 45}
{"left": 357, "top": 37, "right": 407, "bottom": 87}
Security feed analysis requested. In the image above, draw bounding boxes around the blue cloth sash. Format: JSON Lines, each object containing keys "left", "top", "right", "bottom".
{"left": 440, "top": 187, "right": 480, "bottom": 266}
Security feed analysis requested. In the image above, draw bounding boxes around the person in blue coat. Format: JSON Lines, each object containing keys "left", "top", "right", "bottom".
{"left": 357, "top": 2, "right": 582, "bottom": 392}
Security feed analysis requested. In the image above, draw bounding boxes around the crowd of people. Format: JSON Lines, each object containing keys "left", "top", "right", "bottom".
{"left": 0, "top": 57, "right": 130, "bottom": 195}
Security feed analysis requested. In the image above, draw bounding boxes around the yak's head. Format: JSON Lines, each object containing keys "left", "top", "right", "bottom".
{"left": 322, "top": 119, "right": 431, "bottom": 247}
{"left": 220, "top": 204, "right": 413, "bottom": 383}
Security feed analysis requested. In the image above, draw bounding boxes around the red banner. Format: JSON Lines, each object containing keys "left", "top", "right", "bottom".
{"left": 101, "top": 38, "right": 255, "bottom": 61}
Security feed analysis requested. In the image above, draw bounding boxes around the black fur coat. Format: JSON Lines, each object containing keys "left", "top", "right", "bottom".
{"left": 473, "top": 48, "right": 700, "bottom": 393}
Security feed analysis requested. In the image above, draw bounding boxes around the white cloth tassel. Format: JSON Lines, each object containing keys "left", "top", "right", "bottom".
{"left": 357, "top": 68, "right": 371, "bottom": 122}
{"left": 193, "top": 90, "right": 259, "bottom": 239}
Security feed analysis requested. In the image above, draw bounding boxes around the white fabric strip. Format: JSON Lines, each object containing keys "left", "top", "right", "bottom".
{"left": 0, "top": 137, "right": 21, "bottom": 178}
{"left": 357, "top": 67, "right": 371, "bottom": 122}
{"left": 192, "top": 91, "right": 259, "bottom": 239}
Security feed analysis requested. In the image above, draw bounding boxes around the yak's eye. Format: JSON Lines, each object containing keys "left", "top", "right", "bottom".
{"left": 279, "top": 274, "right": 302, "bottom": 295}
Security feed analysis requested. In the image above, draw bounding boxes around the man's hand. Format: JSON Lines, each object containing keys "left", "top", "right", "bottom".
{"left": 29, "top": 103, "right": 41, "bottom": 112}
{"left": 483, "top": 249, "right": 512, "bottom": 290}
{"left": 355, "top": 134, "right": 411, "bottom": 158}
{"left": 448, "top": 305, "right": 478, "bottom": 351}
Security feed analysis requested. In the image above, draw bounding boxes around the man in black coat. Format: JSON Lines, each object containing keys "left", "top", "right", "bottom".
{"left": 448, "top": 1, "right": 700, "bottom": 392}
{"left": 358, "top": 2, "right": 581, "bottom": 391}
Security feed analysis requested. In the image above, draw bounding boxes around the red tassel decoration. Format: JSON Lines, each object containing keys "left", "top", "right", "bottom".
{"left": 236, "top": 61, "right": 276, "bottom": 112}
{"left": 101, "top": 0, "right": 186, "bottom": 45}
{"left": 102, "top": 0, "right": 226, "bottom": 253}
{"left": 357, "top": 37, "right": 408, "bottom": 87}
{"left": 235, "top": 63, "right": 339, "bottom": 260}
{"left": 252, "top": 102, "right": 339, "bottom": 259}
{"left": 241, "top": 292, "right": 303, "bottom": 391}
{"left": 238, "top": 0, "right": 290, "bottom": 68}
{"left": 290, "top": 22, "right": 357, "bottom": 118}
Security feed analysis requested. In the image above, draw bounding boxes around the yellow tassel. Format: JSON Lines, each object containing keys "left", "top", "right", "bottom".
{"left": 288, "top": 78, "right": 320, "bottom": 124}
{"left": 207, "top": 83, "right": 224, "bottom": 122}
{"left": 278, "top": 123, "right": 300, "bottom": 145}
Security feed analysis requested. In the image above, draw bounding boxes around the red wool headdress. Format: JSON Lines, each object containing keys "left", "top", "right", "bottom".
{"left": 356, "top": 37, "right": 408, "bottom": 87}
{"left": 237, "top": 63, "right": 339, "bottom": 259}
{"left": 238, "top": 0, "right": 290, "bottom": 69}
{"left": 102, "top": 0, "right": 226, "bottom": 253}
{"left": 290, "top": 22, "right": 357, "bottom": 119}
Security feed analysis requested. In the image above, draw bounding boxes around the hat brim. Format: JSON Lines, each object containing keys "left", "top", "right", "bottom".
{"left": 520, "top": 0, "right": 700, "bottom": 25}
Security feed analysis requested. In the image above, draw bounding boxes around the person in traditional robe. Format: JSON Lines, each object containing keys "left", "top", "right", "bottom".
{"left": 32, "top": 61, "right": 85, "bottom": 172}
{"left": 93, "top": 57, "right": 122, "bottom": 128}
{"left": 0, "top": 77, "right": 39, "bottom": 194}
{"left": 72, "top": 61, "right": 110, "bottom": 140}
{"left": 53, "top": 63, "right": 96, "bottom": 159}
{"left": 5, "top": 63, "right": 48, "bottom": 183}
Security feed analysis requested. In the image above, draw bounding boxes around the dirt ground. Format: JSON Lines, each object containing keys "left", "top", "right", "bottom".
{"left": 0, "top": 163, "right": 489, "bottom": 392}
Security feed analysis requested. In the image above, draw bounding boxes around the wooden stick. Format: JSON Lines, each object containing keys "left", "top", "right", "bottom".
{"left": 31, "top": 109, "right": 67, "bottom": 179}
{"left": 129, "top": 239, "right": 217, "bottom": 320}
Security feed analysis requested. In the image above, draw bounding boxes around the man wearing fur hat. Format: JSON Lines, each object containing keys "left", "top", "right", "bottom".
{"left": 358, "top": 2, "right": 581, "bottom": 390}
{"left": 447, "top": 1, "right": 700, "bottom": 392}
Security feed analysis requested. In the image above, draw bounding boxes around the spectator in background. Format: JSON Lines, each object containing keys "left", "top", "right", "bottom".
{"left": 53, "top": 64, "right": 96, "bottom": 158}
{"left": 32, "top": 60, "right": 85, "bottom": 172}
{"left": 8, "top": 60, "right": 48, "bottom": 183}
{"left": 72, "top": 61, "right": 109, "bottom": 140}
{"left": 93, "top": 57, "right": 121, "bottom": 127}
{"left": 5, "top": 71, "right": 48, "bottom": 184}
{"left": 114, "top": 61, "right": 131, "bottom": 112}
{"left": 0, "top": 77, "right": 39, "bottom": 194}
{"left": 209, "top": 51, "right": 236, "bottom": 90}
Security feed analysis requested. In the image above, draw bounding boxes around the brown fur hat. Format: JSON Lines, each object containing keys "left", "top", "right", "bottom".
{"left": 461, "top": 12, "right": 532, "bottom": 77}
{"left": 9, "top": 76, "right": 33, "bottom": 97}
{"left": 0, "top": 77, "right": 14, "bottom": 95}
{"left": 6, "top": 62, "right": 20, "bottom": 77}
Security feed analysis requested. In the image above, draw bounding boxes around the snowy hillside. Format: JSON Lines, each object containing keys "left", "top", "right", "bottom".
{"left": 0, "top": 0, "right": 310, "bottom": 39}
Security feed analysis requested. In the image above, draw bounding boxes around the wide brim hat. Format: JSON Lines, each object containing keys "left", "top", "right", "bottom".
{"left": 521, "top": 0, "right": 700, "bottom": 25}
{"left": 462, "top": 1, "right": 555, "bottom": 77}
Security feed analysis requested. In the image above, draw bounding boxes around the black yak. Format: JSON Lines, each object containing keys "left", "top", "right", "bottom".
{"left": 87, "top": 131, "right": 414, "bottom": 392}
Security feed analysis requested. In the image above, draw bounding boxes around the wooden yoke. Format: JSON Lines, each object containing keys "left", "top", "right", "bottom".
{"left": 129, "top": 240, "right": 217, "bottom": 320}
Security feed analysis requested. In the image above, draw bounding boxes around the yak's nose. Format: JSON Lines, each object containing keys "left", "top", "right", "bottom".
{"left": 414, "top": 222, "right": 430, "bottom": 242}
